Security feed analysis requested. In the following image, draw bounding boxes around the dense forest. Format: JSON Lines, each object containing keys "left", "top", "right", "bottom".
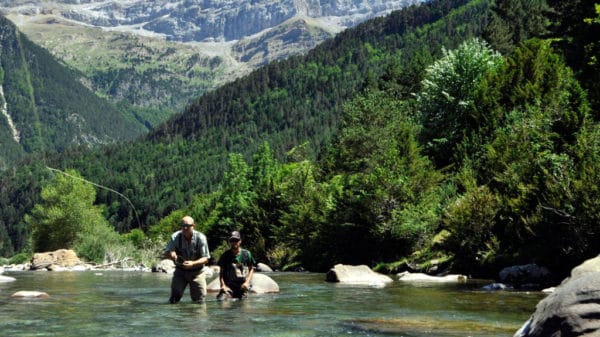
{"left": 0, "top": 16, "right": 147, "bottom": 170}
{"left": 1, "top": 0, "right": 599, "bottom": 280}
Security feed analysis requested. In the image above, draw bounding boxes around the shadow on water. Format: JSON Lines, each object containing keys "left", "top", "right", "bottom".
{"left": 0, "top": 271, "right": 544, "bottom": 337}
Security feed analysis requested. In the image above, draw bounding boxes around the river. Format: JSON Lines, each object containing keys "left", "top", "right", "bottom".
{"left": 0, "top": 270, "right": 544, "bottom": 336}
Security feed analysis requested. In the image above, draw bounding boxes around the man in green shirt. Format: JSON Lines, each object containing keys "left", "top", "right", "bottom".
{"left": 217, "top": 230, "right": 256, "bottom": 300}
{"left": 164, "top": 215, "right": 210, "bottom": 303}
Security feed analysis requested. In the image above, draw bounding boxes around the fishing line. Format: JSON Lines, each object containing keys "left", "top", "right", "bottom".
{"left": 16, "top": 27, "right": 144, "bottom": 232}
{"left": 45, "top": 166, "right": 142, "bottom": 229}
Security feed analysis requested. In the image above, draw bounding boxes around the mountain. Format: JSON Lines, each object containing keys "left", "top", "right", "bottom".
{"left": 0, "top": 15, "right": 146, "bottom": 170}
{"left": 2, "top": 0, "right": 423, "bottom": 42}
{"left": 0, "top": 0, "right": 485, "bottom": 249}
{"left": 0, "top": 0, "right": 424, "bottom": 125}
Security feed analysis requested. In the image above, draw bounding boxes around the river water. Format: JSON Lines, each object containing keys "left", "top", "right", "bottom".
{"left": 0, "top": 271, "right": 544, "bottom": 337}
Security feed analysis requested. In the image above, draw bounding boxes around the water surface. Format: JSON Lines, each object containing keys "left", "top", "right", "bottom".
{"left": 0, "top": 271, "right": 543, "bottom": 336}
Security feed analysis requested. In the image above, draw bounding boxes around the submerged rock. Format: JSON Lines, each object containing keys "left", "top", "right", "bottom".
{"left": 482, "top": 283, "right": 513, "bottom": 291}
{"left": 11, "top": 291, "right": 50, "bottom": 299}
{"left": 0, "top": 274, "right": 16, "bottom": 283}
{"left": 346, "top": 316, "right": 517, "bottom": 335}
{"left": 397, "top": 271, "right": 467, "bottom": 283}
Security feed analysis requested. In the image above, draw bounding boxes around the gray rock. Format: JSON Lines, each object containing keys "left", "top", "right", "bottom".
{"left": 571, "top": 255, "right": 600, "bottom": 279}
{"left": 207, "top": 273, "right": 280, "bottom": 294}
{"left": 499, "top": 264, "right": 552, "bottom": 289}
{"left": 256, "top": 263, "right": 273, "bottom": 272}
{"left": 326, "top": 264, "right": 393, "bottom": 287}
{"left": 514, "top": 272, "right": 600, "bottom": 337}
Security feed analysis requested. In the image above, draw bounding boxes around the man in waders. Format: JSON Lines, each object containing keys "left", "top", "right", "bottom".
{"left": 164, "top": 215, "right": 210, "bottom": 303}
{"left": 217, "top": 231, "right": 256, "bottom": 300}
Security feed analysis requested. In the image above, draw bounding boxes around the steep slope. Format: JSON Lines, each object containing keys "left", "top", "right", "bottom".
{"left": 0, "top": 0, "right": 489, "bottom": 255}
{"left": 0, "top": 15, "right": 146, "bottom": 170}
{"left": 1, "top": 0, "right": 425, "bottom": 125}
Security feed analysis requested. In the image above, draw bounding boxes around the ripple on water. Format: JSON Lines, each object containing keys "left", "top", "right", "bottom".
{"left": 0, "top": 271, "right": 542, "bottom": 337}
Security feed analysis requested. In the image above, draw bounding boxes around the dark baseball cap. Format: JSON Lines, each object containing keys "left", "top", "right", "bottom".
{"left": 229, "top": 231, "right": 241, "bottom": 240}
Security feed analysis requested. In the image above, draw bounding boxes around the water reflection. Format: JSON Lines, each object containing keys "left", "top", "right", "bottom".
{"left": 0, "top": 271, "right": 543, "bottom": 337}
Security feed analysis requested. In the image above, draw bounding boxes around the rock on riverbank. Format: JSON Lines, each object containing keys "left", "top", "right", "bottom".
{"left": 514, "top": 255, "right": 600, "bottom": 337}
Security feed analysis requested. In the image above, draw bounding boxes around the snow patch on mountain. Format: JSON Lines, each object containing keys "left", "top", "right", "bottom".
{"left": 0, "top": 0, "right": 423, "bottom": 42}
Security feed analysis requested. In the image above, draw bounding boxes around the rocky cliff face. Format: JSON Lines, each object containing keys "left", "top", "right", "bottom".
{"left": 1, "top": 0, "right": 422, "bottom": 42}
{"left": 0, "top": 0, "right": 424, "bottom": 124}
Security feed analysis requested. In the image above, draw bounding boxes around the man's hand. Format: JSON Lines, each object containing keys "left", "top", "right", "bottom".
{"left": 182, "top": 260, "right": 195, "bottom": 269}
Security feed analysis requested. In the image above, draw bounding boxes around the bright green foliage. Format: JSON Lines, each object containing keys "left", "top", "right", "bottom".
{"left": 147, "top": 209, "right": 188, "bottom": 242}
{"left": 569, "top": 124, "right": 600, "bottom": 261}
{"left": 3, "top": 0, "right": 600, "bottom": 280}
{"left": 276, "top": 158, "right": 332, "bottom": 270}
{"left": 8, "top": 252, "right": 31, "bottom": 264}
{"left": 25, "top": 170, "right": 120, "bottom": 262}
{"left": 417, "top": 38, "right": 503, "bottom": 167}
{"left": 443, "top": 185, "right": 500, "bottom": 270}
{"left": 220, "top": 153, "right": 257, "bottom": 232}
{"left": 473, "top": 40, "right": 592, "bottom": 274}
{"left": 1, "top": 0, "right": 488, "bottom": 257}
{"left": 121, "top": 228, "right": 146, "bottom": 249}
{"left": 322, "top": 89, "right": 445, "bottom": 267}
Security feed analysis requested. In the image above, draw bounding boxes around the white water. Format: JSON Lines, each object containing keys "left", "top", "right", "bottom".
{"left": 0, "top": 85, "right": 20, "bottom": 143}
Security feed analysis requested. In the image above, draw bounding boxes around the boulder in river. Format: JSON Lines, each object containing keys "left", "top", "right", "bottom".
{"left": 207, "top": 273, "right": 280, "bottom": 294}
{"left": 326, "top": 264, "right": 393, "bottom": 287}
{"left": 398, "top": 271, "right": 467, "bottom": 283}
{"left": 256, "top": 263, "right": 273, "bottom": 272}
{"left": 514, "top": 255, "right": 600, "bottom": 337}
{"left": 499, "top": 263, "right": 552, "bottom": 290}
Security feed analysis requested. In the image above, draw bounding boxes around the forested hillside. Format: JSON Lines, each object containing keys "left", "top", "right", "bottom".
{"left": 1, "top": 0, "right": 599, "bottom": 280}
{"left": 0, "top": 16, "right": 146, "bottom": 170}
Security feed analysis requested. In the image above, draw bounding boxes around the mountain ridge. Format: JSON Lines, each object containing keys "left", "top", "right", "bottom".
{"left": 0, "top": 0, "right": 425, "bottom": 125}
{"left": 0, "top": 15, "right": 146, "bottom": 169}
{"left": 3, "top": 0, "right": 423, "bottom": 42}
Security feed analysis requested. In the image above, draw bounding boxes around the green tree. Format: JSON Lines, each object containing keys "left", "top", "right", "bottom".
{"left": 216, "top": 153, "right": 265, "bottom": 255}
{"left": 484, "top": 0, "right": 550, "bottom": 54}
{"left": 25, "top": 169, "right": 120, "bottom": 262}
{"left": 323, "top": 89, "right": 444, "bottom": 267}
{"left": 477, "top": 39, "right": 591, "bottom": 275}
{"left": 417, "top": 38, "right": 504, "bottom": 168}
{"left": 275, "top": 157, "right": 331, "bottom": 271}
{"left": 547, "top": 0, "right": 600, "bottom": 112}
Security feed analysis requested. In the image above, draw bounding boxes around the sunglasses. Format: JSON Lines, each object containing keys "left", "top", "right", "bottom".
{"left": 181, "top": 224, "right": 193, "bottom": 229}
